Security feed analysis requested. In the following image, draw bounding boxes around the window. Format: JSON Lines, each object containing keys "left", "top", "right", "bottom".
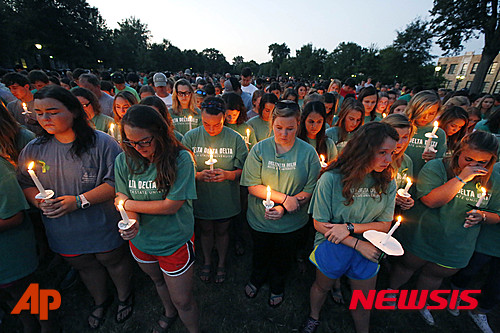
{"left": 439, "top": 64, "right": 447, "bottom": 74}
{"left": 482, "top": 82, "right": 490, "bottom": 93}
{"left": 488, "top": 62, "right": 497, "bottom": 75}
{"left": 465, "top": 81, "right": 473, "bottom": 89}
{"left": 448, "top": 64, "right": 457, "bottom": 74}
{"left": 493, "top": 82, "right": 500, "bottom": 94}
{"left": 470, "top": 63, "right": 479, "bottom": 74}
{"left": 460, "top": 63, "right": 468, "bottom": 75}
{"left": 445, "top": 80, "right": 452, "bottom": 89}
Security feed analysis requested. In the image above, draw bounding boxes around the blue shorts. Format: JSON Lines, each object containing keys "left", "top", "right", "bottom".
{"left": 309, "top": 240, "right": 379, "bottom": 280}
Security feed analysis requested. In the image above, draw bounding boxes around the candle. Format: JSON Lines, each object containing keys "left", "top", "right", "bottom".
{"left": 22, "top": 102, "right": 30, "bottom": 114}
{"left": 206, "top": 148, "right": 217, "bottom": 171}
{"left": 382, "top": 216, "right": 402, "bottom": 244}
{"left": 382, "top": 113, "right": 387, "bottom": 118}
{"left": 245, "top": 128, "right": 250, "bottom": 144}
{"left": 403, "top": 177, "right": 412, "bottom": 194}
{"left": 109, "top": 123, "right": 115, "bottom": 137}
{"left": 431, "top": 121, "right": 439, "bottom": 135}
{"left": 266, "top": 186, "right": 271, "bottom": 206}
{"left": 117, "top": 200, "right": 131, "bottom": 225}
{"left": 188, "top": 115, "right": 193, "bottom": 131}
{"left": 424, "top": 137, "right": 433, "bottom": 152}
{"left": 27, "top": 161, "right": 47, "bottom": 196}
{"left": 475, "top": 187, "right": 487, "bottom": 209}
{"left": 320, "top": 154, "right": 327, "bottom": 168}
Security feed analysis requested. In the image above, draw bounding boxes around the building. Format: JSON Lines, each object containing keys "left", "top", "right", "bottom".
{"left": 436, "top": 52, "right": 500, "bottom": 94}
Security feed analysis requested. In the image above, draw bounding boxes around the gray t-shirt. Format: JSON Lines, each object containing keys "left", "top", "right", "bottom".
{"left": 7, "top": 99, "right": 43, "bottom": 135}
{"left": 98, "top": 91, "right": 114, "bottom": 117}
{"left": 17, "top": 130, "right": 124, "bottom": 254}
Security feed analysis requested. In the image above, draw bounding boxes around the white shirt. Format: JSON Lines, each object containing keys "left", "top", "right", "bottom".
{"left": 241, "top": 84, "right": 258, "bottom": 97}
{"left": 156, "top": 93, "right": 172, "bottom": 108}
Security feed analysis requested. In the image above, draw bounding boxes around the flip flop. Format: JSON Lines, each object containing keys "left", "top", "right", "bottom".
{"left": 199, "top": 264, "right": 211, "bottom": 282}
{"left": 268, "top": 293, "right": 284, "bottom": 308}
{"left": 88, "top": 297, "right": 113, "bottom": 329}
{"left": 244, "top": 282, "right": 259, "bottom": 299}
{"left": 215, "top": 267, "right": 226, "bottom": 284}
{"left": 151, "top": 313, "right": 178, "bottom": 333}
{"left": 116, "top": 293, "right": 134, "bottom": 323}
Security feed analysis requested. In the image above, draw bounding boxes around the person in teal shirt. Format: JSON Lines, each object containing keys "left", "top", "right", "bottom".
{"left": 112, "top": 91, "right": 138, "bottom": 142}
{"left": 389, "top": 131, "right": 500, "bottom": 326}
{"left": 222, "top": 92, "right": 257, "bottom": 150}
{"left": 115, "top": 105, "right": 200, "bottom": 333}
{"left": 326, "top": 98, "right": 364, "bottom": 153}
{"left": 359, "top": 86, "right": 381, "bottom": 123}
{"left": 169, "top": 79, "right": 201, "bottom": 135}
{"left": 241, "top": 100, "right": 321, "bottom": 308}
{"left": 474, "top": 107, "right": 500, "bottom": 134}
{"left": 247, "top": 93, "right": 278, "bottom": 142}
{"left": 182, "top": 97, "right": 248, "bottom": 284}
{"left": 73, "top": 87, "right": 115, "bottom": 133}
{"left": 438, "top": 106, "right": 469, "bottom": 155}
{"left": 301, "top": 122, "right": 399, "bottom": 333}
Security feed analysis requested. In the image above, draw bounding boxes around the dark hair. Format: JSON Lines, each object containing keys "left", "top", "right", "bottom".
{"left": 126, "top": 72, "right": 139, "bottom": 83}
{"left": 139, "top": 95, "right": 176, "bottom": 131}
{"left": 111, "top": 71, "right": 125, "bottom": 84}
{"left": 204, "top": 83, "right": 215, "bottom": 96}
{"left": 100, "top": 80, "right": 114, "bottom": 93}
{"left": 79, "top": 73, "right": 100, "bottom": 87}
{"left": 2, "top": 72, "right": 29, "bottom": 87}
{"left": 258, "top": 93, "right": 279, "bottom": 117}
{"left": 358, "top": 86, "right": 379, "bottom": 121}
{"left": 72, "top": 87, "right": 102, "bottom": 116}
{"left": 298, "top": 101, "right": 328, "bottom": 157}
{"left": 28, "top": 70, "right": 49, "bottom": 84}
{"left": 336, "top": 98, "right": 364, "bottom": 143}
{"left": 34, "top": 86, "right": 96, "bottom": 157}
{"left": 228, "top": 77, "right": 241, "bottom": 91}
{"left": 344, "top": 78, "right": 356, "bottom": 88}
{"left": 121, "top": 105, "right": 189, "bottom": 197}
{"left": 201, "top": 96, "right": 225, "bottom": 116}
{"left": 294, "top": 82, "right": 306, "bottom": 97}
{"left": 222, "top": 93, "right": 247, "bottom": 124}
{"left": 48, "top": 76, "right": 60, "bottom": 85}
{"left": 389, "top": 100, "right": 408, "bottom": 114}
{"left": 439, "top": 106, "right": 469, "bottom": 152}
{"left": 325, "top": 122, "right": 399, "bottom": 205}
{"left": 0, "top": 102, "right": 23, "bottom": 164}
{"left": 283, "top": 88, "right": 298, "bottom": 102}
{"left": 139, "top": 85, "right": 155, "bottom": 97}
{"left": 269, "top": 82, "right": 281, "bottom": 94}
{"left": 241, "top": 67, "right": 252, "bottom": 77}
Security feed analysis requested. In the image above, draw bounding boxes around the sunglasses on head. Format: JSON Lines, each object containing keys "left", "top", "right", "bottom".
{"left": 196, "top": 90, "right": 207, "bottom": 96}
{"left": 275, "top": 100, "right": 299, "bottom": 110}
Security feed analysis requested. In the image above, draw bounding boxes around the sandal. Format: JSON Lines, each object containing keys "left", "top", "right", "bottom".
{"left": 199, "top": 264, "right": 211, "bottom": 282}
{"left": 88, "top": 297, "right": 113, "bottom": 329}
{"left": 215, "top": 267, "right": 226, "bottom": 284}
{"left": 116, "top": 293, "right": 134, "bottom": 323}
{"left": 269, "top": 292, "right": 284, "bottom": 308}
{"left": 152, "top": 313, "right": 178, "bottom": 333}
{"left": 244, "top": 282, "right": 259, "bottom": 299}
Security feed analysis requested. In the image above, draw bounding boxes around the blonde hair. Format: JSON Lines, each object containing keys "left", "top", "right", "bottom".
{"left": 405, "top": 90, "right": 441, "bottom": 125}
{"left": 171, "top": 79, "right": 197, "bottom": 116}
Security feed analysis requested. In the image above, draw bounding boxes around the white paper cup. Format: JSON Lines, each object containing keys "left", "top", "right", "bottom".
{"left": 118, "top": 219, "right": 136, "bottom": 231}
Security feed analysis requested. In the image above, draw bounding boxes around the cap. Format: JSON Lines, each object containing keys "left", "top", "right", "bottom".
{"left": 153, "top": 73, "right": 167, "bottom": 87}
{"left": 224, "top": 79, "right": 234, "bottom": 93}
{"left": 184, "top": 68, "right": 192, "bottom": 75}
{"left": 111, "top": 72, "right": 125, "bottom": 84}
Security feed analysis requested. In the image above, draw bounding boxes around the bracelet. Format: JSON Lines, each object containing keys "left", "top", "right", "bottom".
{"left": 75, "top": 195, "right": 81, "bottom": 209}
{"left": 455, "top": 175, "right": 467, "bottom": 184}
{"left": 282, "top": 195, "right": 288, "bottom": 205}
{"left": 354, "top": 238, "right": 359, "bottom": 249}
{"left": 123, "top": 198, "right": 129, "bottom": 210}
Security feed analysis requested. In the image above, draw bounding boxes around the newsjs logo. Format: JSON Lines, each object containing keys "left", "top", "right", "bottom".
{"left": 11, "top": 284, "right": 61, "bottom": 320}
{"left": 349, "top": 289, "right": 480, "bottom": 310}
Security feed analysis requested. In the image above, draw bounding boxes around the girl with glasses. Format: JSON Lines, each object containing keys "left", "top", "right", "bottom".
{"left": 169, "top": 79, "right": 200, "bottom": 135}
{"left": 72, "top": 87, "right": 115, "bottom": 134}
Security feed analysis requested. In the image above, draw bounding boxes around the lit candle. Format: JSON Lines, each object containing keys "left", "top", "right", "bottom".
{"left": 117, "top": 200, "right": 131, "bottom": 225}
{"left": 205, "top": 148, "right": 217, "bottom": 171}
{"left": 266, "top": 186, "right": 271, "bottom": 206}
{"left": 382, "top": 216, "right": 402, "bottom": 244}
{"left": 22, "top": 102, "right": 30, "bottom": 114}
{"left": 188, "top": 115, "right": 193, "bottom": 131}
{"left": 320, "top": 154, "right": 327, "bottom": 168}
{"left": 431, "top": 121, "right": 439, "bottom": 135}
{"left": 403, "top": 177, "right": 412, "bottom": 195}
{"left": 27, "top": 161, "right": 47, "bottom": 196}
{"left": 245, "top": 128, "right": 250, "bottom": 144}
{"left": 382, "top": 113, "right": 387, "bottom": 118}
{"left": 475, "top": 187, "right": 487, "bottom": 210}
{"left": 109, "top": 123, "right": 115, "bottom": 138}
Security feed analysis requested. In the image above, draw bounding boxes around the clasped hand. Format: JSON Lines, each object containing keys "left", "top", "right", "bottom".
{"left": 38, "top": 196, "right": 77, "bottom": 218}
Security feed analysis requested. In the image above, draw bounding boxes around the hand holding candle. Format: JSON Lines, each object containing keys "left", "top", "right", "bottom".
{"left": 205, "top": 148, "right": 217, "bottom": 171}
{"left": 424, "top": 121, "right": 439, "bottom": 153}
{"left": 464, "top": 187, "right": 487, "bottom": 228}
{"left": 263, "top": 185, "right": 275, "bottom": 211}
{"left": 403, "top": 177, "right": 412, "bottom": 195}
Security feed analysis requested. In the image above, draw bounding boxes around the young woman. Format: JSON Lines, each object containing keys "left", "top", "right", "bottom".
{"left": 477, "top": 94, "right": 495, "bottom": 119}
{"left": 474, "top": 106, "right": 500, "bottom": 134}
{"left": 115, "top": 105, "right": 199, "bottom": 333}
{"left": 241, "top": 100, "right": 321, "bottom": 308}
{"left": 301, "top": 122, "right": 399, "bottom": 333}
{"left": 324, "top": 92, "right": 337, "bottom": 126}
{"left": 72, "top": 87, "right": 115, "bottom": 133}
{"left": 169, "top": 79, "right": 201, "bottom": 135}
{"left": 404, "top": 90, "right": 446, "bottom": 179}
{"left": 467, "top": 106, "right": 482, "bottom": 133}
{"left": 295, "top": 82, "right": 307, "bottom": 108}
{"left": 389, "top": 131, "right": 500, "bottom": 326}
{"left": 222, "top": 92, "right": 257, "bottom": 149}
{"left": 283, "top": 88, "right": 298, "bottom": 103}
{"left": 376, "top": 92, "right": 389, "bottom": 117}
{"left": 388, "top": 100, "right": 408, "bottom": 115}
{"left": 112, "top": 91, "right": 138, "bottom": 142}
{"left": 247, "top": 89, "right": 264, "bottom": 120}
{"left": 182, "top": 97, "right": 248, "bottom": 284}
{"left": 18, "top": 86, "right": 133, "bottom": 329}
{"left": 326, "top": 98, "right": 364, "bottom": 153}
{"left": 140, "top": 95, "right": 184, "bottom": 142}
{"left": 247, "top": 93, "right": 278, "bottom": 142}
{"left": 439, "top": 106, "right": 469, "bottom": 155}
{"left": 298, "top": 101, "right": 338, "bottom": 163}
{"left": 358, "top": 86, "right": 380, "bottom": 123}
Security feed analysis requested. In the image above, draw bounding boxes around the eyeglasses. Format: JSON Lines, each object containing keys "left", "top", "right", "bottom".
{"left": 195, "top": 90, "right": 207, "bottom": 96}
{"left": 177, "top": 91, "right": 192, "bottom": 97}
{"left": 275, "top": 100, "right": 300, "bottom": 111}
{"left": 123, "top": 136, "right": 154, "bottom": 148}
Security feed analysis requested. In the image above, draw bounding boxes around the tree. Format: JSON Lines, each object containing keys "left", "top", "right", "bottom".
{"left": 232, "top": 56, "right": 244, "bottom": 66}
{"left": 268, "top": 42, "right": 290, "bottom": 74}
{"left": 112, "top": 17, "right": 151, "bottom": 70}
{"left": 430, "top": 0, "right": 500, "bottom": 94}
{"left": 323, "top": 42, "right": 364, "bottom": 80}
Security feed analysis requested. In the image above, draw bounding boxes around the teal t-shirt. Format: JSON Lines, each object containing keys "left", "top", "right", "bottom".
{"left": 241, "top": 137, "right": 321, "bottom": 233}
{"left": 182, "top": 126, "right": 248, "bottom": 219}
{"left": 396, "top": 158, "right": 500, "bottom": 268}
{"left": 396, "top": 154, "right": 414, "bottom": 189}
{"left": 304, "top": 137, "right": 338, "bottom": 163}
{"left": 114, "top": 150, "right": 197, "bottom": 256}
{"left": 168, "top": 108, "right": 201, "bottom": 135}
{"left": 91, "top": 113, "right": 115, "bottom": 133}
{"left": 325, "top": 126, "right": 354, "bottom": 153}
{"left": 15, "top": 127, "right": 35, "bottom": 152}
{"left": 474, "top": 119, "right": 493, "bottom": 133}
{"left": 247, "top": 116, "right": 273, "bottom": 142}
{"left": 0, "top": 157, "right": 38, "bottom": 284}
{"left": 115, "top": 85, "right": 140, "bottom": 102}
{"left": 309, "top": 170, "right": 396, "bottom": 247}
{"left": 405, "top": 124, "right": 447, "bottom": 180}
{"left": 225, "top": 122, "right": 258, "bottom": 151}
{"left": 364, "top": 115, "right": 382, "bottom": 123}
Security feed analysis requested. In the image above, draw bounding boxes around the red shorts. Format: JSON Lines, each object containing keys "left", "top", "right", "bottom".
{"left": 129, "top": 235, "right": 195, "bottom": 277}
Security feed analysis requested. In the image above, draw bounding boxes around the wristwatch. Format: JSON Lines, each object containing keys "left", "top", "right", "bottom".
{"left": 79, "top": 194, "right": 90, "bottom": 209}
{"left": 345, "top": 222, "right": 355, "bottom": 235}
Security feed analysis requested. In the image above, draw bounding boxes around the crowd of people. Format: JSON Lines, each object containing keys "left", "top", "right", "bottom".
{"left": 1, "top": 65, "right": 500, "bottom": 333}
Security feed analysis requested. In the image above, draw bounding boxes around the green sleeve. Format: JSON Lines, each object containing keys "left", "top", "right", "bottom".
{"left": 181, "top": 131, "right": 193, "bottom": 150}
{"left": 234, "top": 135, "right": 248, "bottom": 169}
{"left": 0, "top": 164, "right": 29, "bottom": 219}
{"left": 416, "top": 159, "right": 446, "bottom": 199}
{"left": 309, "top": 172, "right": 334, "bottom": 223}
{"left": 240, "top": 144, "right": 263, "bottom": 187}
{"left": 435, "top": 128, "right": 447, "bottom": 158}
{"left": 114, "top": 153, "right": 132, "bottom": 198}
{"left": 303, "top": 149, "right": 321, "bottom": 193}
{"left": 326, "top": 138, "right": 338, "bottom": 163}
{"left": 377, "top": 181, "right": 397, "bottom": 222}
{"left": 167, "top": 150, "right": 197, "bottom": 201}
{"left": 474, "top": 120, "right": 490, "bottom": 132}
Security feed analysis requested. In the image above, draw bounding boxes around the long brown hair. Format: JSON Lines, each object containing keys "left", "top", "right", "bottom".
{"left": 336, "top": 98, "right": 364, "bottom": 143}
{"left": 0, "top": 101, "right": 22, "bottom": 165}
{"left": 120, "top": 105, "right": 190, "bottom": 197}
{"left": 325, "top": 122, "right": 399, "bottom": 205}
{"left": 113, "top": 91, "right": 138, "bottom": 122}
{"left": 439, "top": 106, "right": 469, "bottom": 153}
{"left": 298, "top": 101, "right": 328, "bottom": 157}
{"left": 381, "top": 113, "right": 414, "bottom": 173}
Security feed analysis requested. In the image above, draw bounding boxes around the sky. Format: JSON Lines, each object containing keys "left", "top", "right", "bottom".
{"left": 87, "top": 0, "right": 484, "bottom": 64}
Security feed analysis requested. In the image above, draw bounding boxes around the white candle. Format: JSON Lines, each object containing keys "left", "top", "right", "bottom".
{"left": 209, "top": 148, "right": 215, "bottom": 171}
{"left": 431, "top": 121, "right": 439, "bottom": 135}
{"left": 403, "top": 177, "right": 412, "bottom": 194}
{"left": 245, "top": 128, "right": 250, "bottom": 144}
{"left": 188, "top": 115, "right": 193, "bottom": 131}
{"left": 27, "top": 161, "right": 47, "bottom": 196}
{"left": 476, "top": 187, "right": 487, "bottom": 209}
{"left": 424, "top": 137, "right": 433, "bottom": 152}
{"left": 266, "top": 186, "right": 271, "bottom": 206}
{"left": 117, "top": 200, "right": 131, "bottom": 225}
{"left": 22, "top": 102, "right": 30, "bottom": 114}
{"left": 320, "top": 154, "right": 327, "bottom": 168}
{"left": 109, "top": 123, "right": 115, "bottom": 138}
{"left": 382, "top": 113, "right": 387, "bottom": 118}
{"left": 382, "top": 216, "right": 402, "bottom": 244}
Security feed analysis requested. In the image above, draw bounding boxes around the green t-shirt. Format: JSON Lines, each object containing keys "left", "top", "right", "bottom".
{"left": 174, "top": 130, "right": 184, "bottom": 142}
{"left": 396, "top": 158, "right": 500, "bottom": 268}
{"left": 91, "top": 113, "right": 115, "bottom": 133}
{"left": 168, "top": 108, "right": 201, "bottom": 135}
{"left": 225, "top": 122, "right": 258, "bottom": 151}
{"left": 396, "top": 154, "right": 414, "bottom": 189}
{"left": 474, "top": 119, "right": 493, "bottom": 133}
{"left": 309, "top": 170, "right": 397, "bottom": 247}
{"left": 247, "top": 116, "right": 273, "bottom": 142}
{"left": 182, "top": 126, "right": 248, "bottom": 219}
{"left": 405, "top": 124, "right": 447, "bottom": 180}
{"left": 398, "top": 94, "right": 412, "bottom": 102}
{"left": 115, "top": 85, "right": 140, "bottom": 102}
{"left": 114, "top": 150, "right": 197, "bottom": 256}
{"left": 0, "top": 157, "right": 38, "bottom": 284}
{"left": 304, "top": 137, "right": 338, "bottom": 163}
{"left": 364, "top": 115, "right": 382, "bottom": 123}
{"left": 325, "top": 126, "right": 354, "bottom": 153}
{"left": 241, "top": 137, "right": 321, "bottom": 233}
{"left": 15, "top": 127, "right": 35, "bottom": 152}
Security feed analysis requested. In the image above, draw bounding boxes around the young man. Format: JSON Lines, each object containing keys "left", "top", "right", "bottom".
{"left": 240, "top": 67, "right": 258, "bottom": 97}
{"left": 153, "top": 72, "right": 172, "bottom": 108}
{"left": 111, "top": 72, "right": 140, "bottom": 101}
{"left": 79, "top": 73, "right": 114, "bottom": 117}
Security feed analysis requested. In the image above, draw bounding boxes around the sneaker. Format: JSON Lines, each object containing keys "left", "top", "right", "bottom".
{"left": 447, "top": 294, "right": 461, "bottom": 317}
{"left": 300, "top": 317, "right": 320, "bottom": 333}
{"left": 419, "top": 306, "right": 435, "bottom": 326}
{"left": 468, "top": 311, "right": 494, "bottom": 333}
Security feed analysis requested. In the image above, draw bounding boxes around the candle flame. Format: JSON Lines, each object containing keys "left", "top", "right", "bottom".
{"left": 188, "top": 115, "right": 192, "bottom": 119}
{"left": 481, "top": 187, "right": 487, "bottom": 195}
{"left": 267, "top": 185, "right": 271, "bottom": 192}
{"left": 382, "top": 113, "right": 387, "bottom": 118}
{"left": 433, "top": 121, "right": 439, "bottom": 127}
{"left": 246, "top": 128, "right": 250, "bottom": 136}
{"left": 406, "top": 177, "right": 411, "bottom": 184}
{"left": 22, "top": 102, "right": 27, "bottom": 110}
{"left": 209, "top": 148, "right": 213, "bottom": 159}
{"left": 320, "top": 154, "right": 325, "bottom": 162}
{"left": 109, "top": 123, "right": 115, "bottom": 130}
{"left": 397, "top": 216, "right": 402, "bottom": 223}
{"left": 118, "top": 200, "right": 124, "bottom": 207}
{"left": 28, "top": 161, "right": 35, "bottom": 170}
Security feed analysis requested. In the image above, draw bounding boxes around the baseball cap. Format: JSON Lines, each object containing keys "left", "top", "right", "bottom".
{"left": 153, "top": 73, "right": 167, "bottom": 87}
